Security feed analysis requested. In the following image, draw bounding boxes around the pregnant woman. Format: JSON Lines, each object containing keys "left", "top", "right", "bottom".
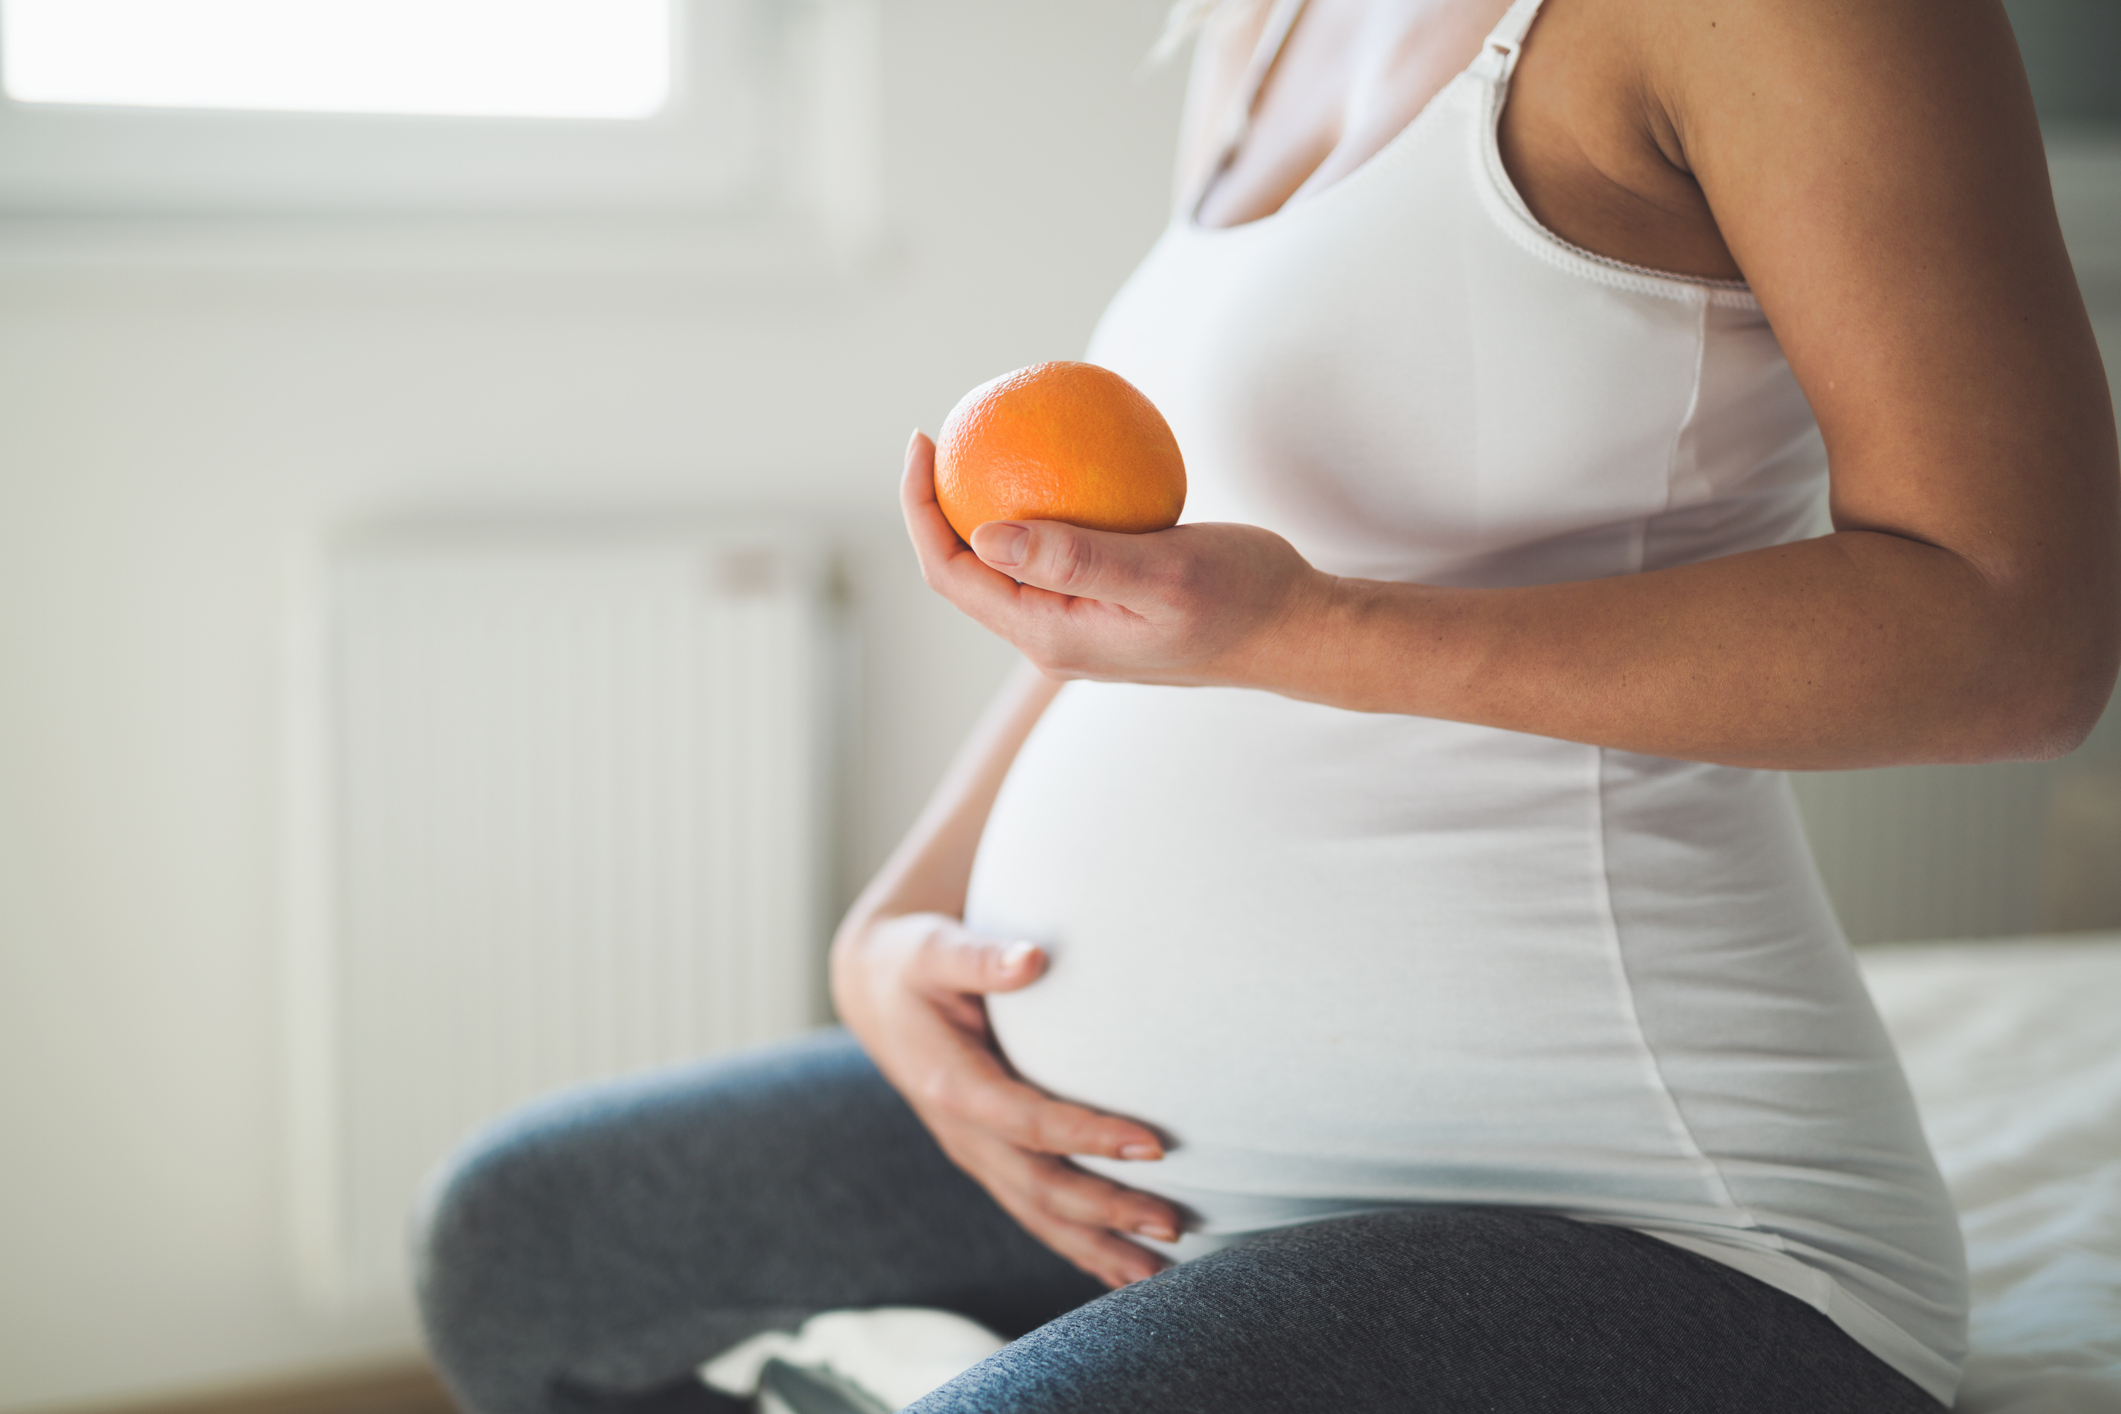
{"left": 417, "top": 0, "right": 2119, "bottom": 1409}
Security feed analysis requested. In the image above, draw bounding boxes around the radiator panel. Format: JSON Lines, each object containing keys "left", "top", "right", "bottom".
{"left": 287, "top": 528, "right": 833, "bottom": 1303}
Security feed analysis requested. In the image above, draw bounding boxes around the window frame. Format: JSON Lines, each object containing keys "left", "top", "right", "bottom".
{"left": 0, "top": 0, "right": 882, "bottom": 274}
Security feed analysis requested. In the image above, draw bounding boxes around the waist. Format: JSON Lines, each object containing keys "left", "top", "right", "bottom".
{"left": 963, "top": 681, "right": 1889, "bottom": 1210}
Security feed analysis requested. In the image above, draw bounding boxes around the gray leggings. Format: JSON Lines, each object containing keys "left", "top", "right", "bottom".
{"left": 415, "top": 1029, "right": 1942, "bottom": 1414}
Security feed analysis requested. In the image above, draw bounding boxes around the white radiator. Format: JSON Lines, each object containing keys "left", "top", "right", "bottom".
{"left": 281, "top": 523, "right": 840, "bottom": 1305}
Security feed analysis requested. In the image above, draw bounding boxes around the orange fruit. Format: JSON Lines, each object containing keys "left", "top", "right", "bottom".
{"left": 933, "top": 361, "right": 1186, "bottom": 542}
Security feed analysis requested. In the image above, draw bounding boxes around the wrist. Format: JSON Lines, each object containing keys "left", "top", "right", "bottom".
{"left": 1240, "top": 569, "right": 1371, "bottom": 703}
{"left": 828, "top": 905, "right": 896, "bottom": 1015}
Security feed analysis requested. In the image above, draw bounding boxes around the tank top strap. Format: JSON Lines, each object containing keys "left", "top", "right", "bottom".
{"left": 1470, "top": 0, "right": 1547, "bottom": 83}
{"left": 1189, "top": 0, "right": 1313, "bottom": 209}
{"left": 1230, "top": 0, "right": 1311, "bottom": 124}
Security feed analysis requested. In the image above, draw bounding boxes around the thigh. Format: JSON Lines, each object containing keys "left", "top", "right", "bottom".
{"left": 909, "top": 1208, "right": 1943, "bottom": 1414}
{"left": 416, "top": 1028, "right": 1102, "bottom": 1414}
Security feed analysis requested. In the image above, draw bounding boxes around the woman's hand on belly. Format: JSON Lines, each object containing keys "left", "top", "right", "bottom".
{"left": 903, "top": 431, "right": 1334, "bottom": 689}
{"left": 830, "top": 908, "right": 1183, "bottom": 1288}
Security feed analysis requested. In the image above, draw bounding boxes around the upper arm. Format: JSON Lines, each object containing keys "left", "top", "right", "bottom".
{"left": 1656, "top": 0, "right": 2121, "bottom": 728}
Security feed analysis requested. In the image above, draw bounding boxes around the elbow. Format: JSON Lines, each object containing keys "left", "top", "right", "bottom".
{"left": 2033, "top": 667, "right": 2118, "bottom": 758}
{"left": 1965, "top": 603, "right": 2121, "bottom": 763}
{"left": 1925, "top": 512, "right": 2119, "bottom": 762}
{"left": 1992, "top": 686, "right": 2110, "bottom": 761}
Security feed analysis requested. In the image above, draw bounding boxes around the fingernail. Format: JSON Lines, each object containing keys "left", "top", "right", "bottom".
{"left": 1134, "top": 1221, "right": 1180, "bottom": 1243}
{"left": 1001, "top": 940, "right": 1038, "bottom": 970}
{"left": 973, "top": 522, "right": 1028, "bottom": 568}
{"left": 1119, "top": 1143, "right": 1163, "bottom": 1162}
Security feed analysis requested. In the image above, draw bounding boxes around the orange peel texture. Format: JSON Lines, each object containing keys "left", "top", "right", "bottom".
{"left": 934, "top": 361, "right": 1187, "bottom": 542}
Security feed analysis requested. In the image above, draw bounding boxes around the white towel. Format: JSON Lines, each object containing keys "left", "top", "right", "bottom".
{"left": 699, "top": 1307, "right": 1007, "bottom": 1412}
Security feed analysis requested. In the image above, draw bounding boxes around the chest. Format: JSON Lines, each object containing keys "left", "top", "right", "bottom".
{"left": 1095, "top": 100, "right": 1711, "bottom": 582}
{"left": 1089, "top": 55, "right": 1822, "bottom": 587}
{"left": 1192, "top": 0, "right": 1740, "bottom": 283}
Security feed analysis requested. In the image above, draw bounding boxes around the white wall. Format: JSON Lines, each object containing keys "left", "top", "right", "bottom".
{"left": 0, "top": 3, "right": 1187, "bottom": 1408}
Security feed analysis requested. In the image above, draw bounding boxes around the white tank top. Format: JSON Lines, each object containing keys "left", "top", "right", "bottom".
{"left": 965, "top": 0, "right": 1969, "bottom": 1399}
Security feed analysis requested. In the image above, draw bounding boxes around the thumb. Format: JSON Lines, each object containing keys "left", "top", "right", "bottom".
{"left": 910, "top": 926, "right": 1049, "bottom": 996}
{"left": 969, "top": 520, "right": 1158, "bottom": 602}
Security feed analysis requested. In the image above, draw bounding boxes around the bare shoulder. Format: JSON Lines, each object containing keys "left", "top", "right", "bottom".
{"left": 1640, "top": 0, "right": 2035, "bottom": 140}
{"left": 1641, "top": 0, "right": 2063, "bottom": 285}
{"left": 1505, "top": 0, "right": 2059, "bottom": 284}
{"left": 1631, "top": 0, "right": 2115, "bottom": 681}
{"left": 1615, "top": 0, "right": 2079, "bottom": 403}
{"left": 1641, "top": 0, "right": 2049, "bottom": 216}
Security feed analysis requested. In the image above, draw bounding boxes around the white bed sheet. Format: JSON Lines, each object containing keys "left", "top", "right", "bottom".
{"left": 1860, "top": 934, "right": 2121, "bottom": 1414}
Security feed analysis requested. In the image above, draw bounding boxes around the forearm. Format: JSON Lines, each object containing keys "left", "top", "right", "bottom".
{"left": 835, "top": 660, "right": 1062, "bottom": 943}
{"left": 1265, "top": 528, "right": 2118, "bottom": 771}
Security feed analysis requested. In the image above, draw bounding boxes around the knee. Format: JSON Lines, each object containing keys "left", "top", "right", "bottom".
{"left": 411, "top": 1123, "right": 505, "bottom": 1318}
{"left": 412, "top": 1110, "right": 579, "bottom": 1399}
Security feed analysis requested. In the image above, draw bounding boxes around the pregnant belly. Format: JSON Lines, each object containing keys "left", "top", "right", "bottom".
{"left": 965, "top": 682, "right": 1706, "bottom": 1225}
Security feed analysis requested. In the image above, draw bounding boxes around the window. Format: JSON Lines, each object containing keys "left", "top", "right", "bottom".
{"left": 0, "top": 0, "right": 881, "bottom": 271}
{"left": 2, "top": 0, "right": 672, "bottom": 120}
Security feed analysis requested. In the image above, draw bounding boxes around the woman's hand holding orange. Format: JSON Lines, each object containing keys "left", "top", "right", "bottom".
{"left": 903, "top": 429, "right": 1336, "bottom": 690}
{"left": 829, "top": 908, "right": 1183, "bottom": 1289}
